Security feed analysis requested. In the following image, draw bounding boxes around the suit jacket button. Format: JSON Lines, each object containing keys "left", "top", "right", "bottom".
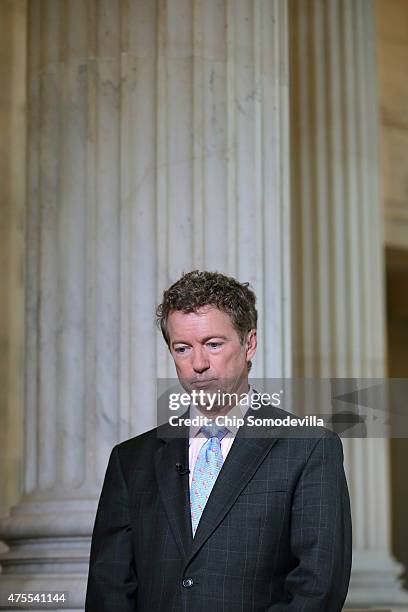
{"left": 182, "top": 578, "right": 194, "bottom": 588}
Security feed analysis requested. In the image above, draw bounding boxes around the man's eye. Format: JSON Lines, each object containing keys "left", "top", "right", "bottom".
{"left": 175, "top": 347, "right": 187, "bottom": 354}
{"left": 207, "top": 342, "right": 222, "bottom": 349}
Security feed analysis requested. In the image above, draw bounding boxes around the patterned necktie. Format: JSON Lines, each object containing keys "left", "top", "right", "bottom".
{"left": 190, "top": 423, "right": 229, "bottom": 536}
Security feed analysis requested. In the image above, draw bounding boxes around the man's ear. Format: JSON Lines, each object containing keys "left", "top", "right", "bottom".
{"left": 245, "top": 329, "right": 257, "bottom": 362}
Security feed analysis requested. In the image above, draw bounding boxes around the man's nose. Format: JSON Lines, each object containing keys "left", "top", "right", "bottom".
{"left": 192, "top": 348, "right": 210, "bottom": 373}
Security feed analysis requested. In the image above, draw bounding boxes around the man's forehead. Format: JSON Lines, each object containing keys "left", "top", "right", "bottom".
{"left": 167, "top": 306, "right": 235, "bottom": 336}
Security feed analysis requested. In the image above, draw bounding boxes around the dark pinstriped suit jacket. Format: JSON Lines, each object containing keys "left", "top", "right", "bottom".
{"left": 85, "top": 403, "right": 352, "bottom": 611}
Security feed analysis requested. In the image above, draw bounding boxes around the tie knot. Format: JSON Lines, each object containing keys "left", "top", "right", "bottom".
{"left": 200, "top": 423, "right": 229, "bottom": 441}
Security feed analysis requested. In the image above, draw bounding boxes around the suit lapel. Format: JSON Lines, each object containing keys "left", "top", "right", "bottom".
{"left": 154, "top": 425, "right": 193, "bottom": 559}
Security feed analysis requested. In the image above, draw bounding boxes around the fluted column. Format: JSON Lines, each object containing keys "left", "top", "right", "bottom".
{"left": 290, "top": 0, "right": 408, "bottom": 606}
{"left": 0, "top": 0, "right": 26, "bottom": 524}
{"left": 0, "top": 1, "right": 290, "bottom": 609}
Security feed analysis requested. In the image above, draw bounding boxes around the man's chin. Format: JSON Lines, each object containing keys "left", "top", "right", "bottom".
{"left": 182, "top": 380, "right": 220, "bottom": 395}
{"left": 195, "top": 404, "right": 229, "bottom": 416}
{"left": 192, "top": 386, "right": 220, "bottom": 408}
{"left": 178, "top": 378, "right": 248, "bottom": 409}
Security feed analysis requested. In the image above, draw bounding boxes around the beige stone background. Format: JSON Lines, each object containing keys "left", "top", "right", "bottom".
{"left": 0, "top": 0, "right": 26, "bottom": 535}
{"left": 377, "top": 0, "right": 408, "bottom": 589}
{"left": 0, "top": 0, "right": 408, "bottom": 601}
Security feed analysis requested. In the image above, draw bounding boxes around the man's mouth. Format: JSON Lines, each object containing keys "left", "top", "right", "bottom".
{"left": 191, "top": 379, "right": 217, "bottom": 387}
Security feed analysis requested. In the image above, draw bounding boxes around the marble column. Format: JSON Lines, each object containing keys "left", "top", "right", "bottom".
{"left": 290, "top": 0, "right": 408, "bottom": 606}
{"left": 0, "top": 0, "right": 27, "bottom": 524}
{"left": 0, "top": 1, "right": 290, "bottom": 609}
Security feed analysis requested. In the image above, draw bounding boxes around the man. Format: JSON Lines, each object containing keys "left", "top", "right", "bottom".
{"left": 86, "top": 270, "right": 352, "bottom": 611}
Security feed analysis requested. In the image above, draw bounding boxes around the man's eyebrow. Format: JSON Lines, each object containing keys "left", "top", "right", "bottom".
{"left": 201, "top": 335, "right": 229, "bottom": 343}
{"left": 172, "top": 335, "right": 229, "bottom": 346}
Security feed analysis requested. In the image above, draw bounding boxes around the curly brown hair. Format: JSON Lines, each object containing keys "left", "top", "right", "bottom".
{"left": 156, "top": 270, "right": 257, "bottom": 371}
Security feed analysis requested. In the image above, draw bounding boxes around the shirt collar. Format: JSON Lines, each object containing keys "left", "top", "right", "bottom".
{"left": 189, "top": 384, "right": 255, "bottom": 442}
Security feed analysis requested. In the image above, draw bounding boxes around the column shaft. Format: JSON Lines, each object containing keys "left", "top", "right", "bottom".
{"left": 0, "top": 1, "right": 290, "bottom": 608}
{"left": 289, "top": 0, "right": 408, "bottom": 606}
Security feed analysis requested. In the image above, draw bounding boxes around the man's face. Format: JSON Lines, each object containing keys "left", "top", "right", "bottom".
{"left": 166, "top": 306, "right": 257, "bottom": 408}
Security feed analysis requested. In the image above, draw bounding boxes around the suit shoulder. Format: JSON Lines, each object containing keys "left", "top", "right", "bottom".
{"left": 114, "top": 425, "right": 164, "bottom": 467}
{"left": 258, "top": 403, "right": 341, "bottom": 448}
{"left": 261, "top": 403, "right": 326, "bottom": 429}
{"left": 117, "top": 425, "right": 160, "bottom": 448}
